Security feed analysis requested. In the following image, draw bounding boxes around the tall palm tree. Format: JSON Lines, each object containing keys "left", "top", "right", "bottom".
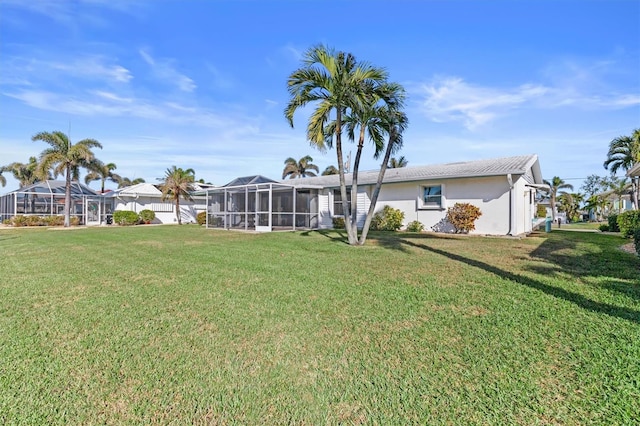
{"left": 158, "top": 166, "right": 195, "bottom": 225}
{"left": 321, "top": 165, "right": 339, "bottom": 176}
{"left": 542, "top": 176, "right": 574, "bottom": 221}
{"left": 2, "top": 156, "right": 48, "bottom": 188}
{"left": 33, "top": 131, "right": 102, "bottom": 227}
{"left": 604, "top": 129, "right": 640, "bottom": 209}
{"left": 388, "top": 156, "right": 408, "bottom": 168}
{"left": 117, "top": 176, "right": 146, "bottom": 188}
{"left": 285, "top": 44, "right": 390, "bottom": 245}
{"left": 282, "top": 155, "right": 319, "bottom": 179}
{"left": 85, "top": 161, "right": 121, "bottom": 193}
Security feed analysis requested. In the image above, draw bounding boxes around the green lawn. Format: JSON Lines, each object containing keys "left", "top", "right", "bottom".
{"left": 0, "top": 225, "right": 638, "bottom": 424}
{"left": 561, "top": 222, "right": 602, "bottom": 231}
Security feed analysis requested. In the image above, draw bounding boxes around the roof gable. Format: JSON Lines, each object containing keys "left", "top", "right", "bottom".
{"left": 224, "top": 175, "right": 277, "bottom": 187}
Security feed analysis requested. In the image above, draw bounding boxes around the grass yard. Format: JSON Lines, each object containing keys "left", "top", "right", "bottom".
{"left": 0, "top": 225, "right": 638, "bottom": 424}
{"left": 561, "top": 222, "right": 602, "bottom": 231}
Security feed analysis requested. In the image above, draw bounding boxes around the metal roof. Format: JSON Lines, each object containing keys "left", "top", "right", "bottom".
{"left": 281, "top": 154, "right": 542, "bottom": 188}
{"left": 107, "top": 182, "right": 162, "bottom": 197}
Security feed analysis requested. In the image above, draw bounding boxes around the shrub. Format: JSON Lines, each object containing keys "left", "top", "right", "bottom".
{"left": 139, "top": 209, "right": 156, "bottom": 224}
{"left": 70, "top": 216, "right": 80, "bottom": 226}
{"left": 2, "top": 219, "right": 10, "bottom": 225}
{"left": 11, "top": 215, "right": 27, "bottom": 227}
{"left": 598, "top": 224, "right": 610, "bottom": 232}
{"left": 536, "top": 204, "right": 547, "bottom": 218}
{"left": 113, "top": 210, "right": 140, "bottom": 226}
{"left": 446, "top": 203, "right": 482, "bottom": 234}
{"left": 196, "top": 211, "right": 207, "bottom": 225}
{"left": 371, "top": 205, "right": 405, "bottom": 231}
{"left": 332, "top": 216, "right": 345, "bottom": 229}
{"left": 406, "top": 220, "right": 424, "bottom": 232}
{"left": 617, "top": 211, "right": 640, "bottom": 238}
{"left": 634, "top": 228, "right": 640, "bottom": 257}
{"left": 607, "top": 214, "right": 620, "bottom": 233}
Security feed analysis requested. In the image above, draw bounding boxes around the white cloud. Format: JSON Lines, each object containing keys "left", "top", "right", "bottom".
{"left": 139, "top": 49, "right": 196, "bottom": 93}
{"left": 418, "top": 77, "right": 549, "bottom": 130}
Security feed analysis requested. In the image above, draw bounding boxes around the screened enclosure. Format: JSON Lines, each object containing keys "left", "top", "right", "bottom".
{"left": 0, "top": 180, "right": 113, "bottom": 225}
{"left": 206, "top": 182, "right": 319, "bottom": 232}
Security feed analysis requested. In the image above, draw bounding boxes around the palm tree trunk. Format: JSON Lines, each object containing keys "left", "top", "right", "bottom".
{"left": 348, "top": 127, "right": 367, "bottom": 243}
{"left": 358, "top": 132, "right": 395, "bottom": 245}
{"left": 335, "top": 108, "right": 358, "bottom": 245}
{"left": 176, "top": 197, "right": 182, "bottom": 225}
{"left": 64, "top": 163, "right": 71, "bottom": 227}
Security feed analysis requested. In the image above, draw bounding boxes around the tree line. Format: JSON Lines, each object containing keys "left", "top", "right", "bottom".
{"left": 544, "top": 128, "right": 639, "bottom": 221}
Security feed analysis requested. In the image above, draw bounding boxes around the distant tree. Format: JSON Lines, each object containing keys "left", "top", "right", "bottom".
{"left": 282, "top": 155, "right": 319, "bottom": 179}
{"left": 557, "top": 192, "right": 584, "bottom": 222}
{"left": 117, "top": 176, "right": 146, "bottom": 188}
{"left": 33, "top": 131, "right": 102, "bottom": 227}
{"left": 85, "top": 161, "right": 121, "bottom": 193}
{"left": 580, "top": 174, "right": 614, "bottom": 197}
{"left": 542, "top": 176, "right": 574, "bottom": 221}
{"left": 0, "top": 167, "right": 5, "bottom": 187}
{"left": 321, "top": 165, "right": 339, "bottom": 176}
{"left": 158, "top": 166, "right": 195, "bottom": 225}
{"left": 604, "top": 129, "right": 640, "bottom": 209}
{"left": 584, "top": 194, "right": 610, "bottom": 222}
{"left": 388, "top": 156, "right": 408, "bottom": 168}
{"left": 2, "top": 156, "right": 49, "bottom": 188}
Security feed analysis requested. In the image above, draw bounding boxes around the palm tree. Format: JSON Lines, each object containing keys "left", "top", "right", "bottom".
{"left": 604, "top": 129, "right": 640, "bottom": 209}
{"left": 282, "top": 155, "right": 319, "bottom": 179}
{"left": 116, "top": 176, "right": 146, "bottom": 188}
{"left": 388, "top": 156, "right": 408, "bottom": 168}
{"left": 0, "top": 167, "right": 6, "bottom": 187}
{"left": 85, "top": 161, "right": 121, "bottom": 193}
{"left": 609, "top": 177, "right": 631, "bottom": 213}
{"left": 33, "top": 131, "right": 102, "bottom": 227}
{"left": 2, "top": 156, "right": 48, "bottom": 188}
{"left": 285, "top": 44, "right": 391, "bottom": 245}
{"left": 158, "top": 166, "right": 195, "bottom": 225}
{"left": 542, "top": 176, "right": 574, "bottom": 221}
{"left": 557, "top": 192, "right": 584, "bottom": 222}
{"left": 321, "top": 165, "right": 339, "bottom": 176}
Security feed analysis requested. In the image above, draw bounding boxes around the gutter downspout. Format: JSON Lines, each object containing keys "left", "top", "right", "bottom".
{"left": 507, "top": 174, "right": 514, "bottom": 236}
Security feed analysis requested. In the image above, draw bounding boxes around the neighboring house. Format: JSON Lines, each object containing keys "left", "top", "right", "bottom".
{"left": 0, "top": 180, "right": 100, "bottom": 223}
{"left": 204, "top": 154, "right": 545, "bottom": 236}
{"left": 108, "top": 182, "right": 206, "bottom": 224}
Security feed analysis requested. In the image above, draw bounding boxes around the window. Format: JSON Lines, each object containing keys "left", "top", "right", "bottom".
{"left": 333, "top": 189, "right": 351, "bottom": 216}
{"left": 421, "top": 185, "right": 443, "bottom": 208}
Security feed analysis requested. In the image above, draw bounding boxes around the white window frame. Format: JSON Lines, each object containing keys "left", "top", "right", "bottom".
{"left": 418, "top": 184, "right": 445, "bottom": 210}
{"left": 332, "top": 188, "right": 351, "bottom": 217}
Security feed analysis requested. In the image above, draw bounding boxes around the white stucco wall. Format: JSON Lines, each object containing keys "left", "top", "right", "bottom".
{"left": 318, "top": 174, "right": 534, "bottom": 236}
{"left": 113, "top": 196, "right": 200, "bottom": 224}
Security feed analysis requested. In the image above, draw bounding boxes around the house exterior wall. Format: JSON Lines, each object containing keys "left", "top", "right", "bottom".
{"left": 113, "top": 196, "right": 202, "bottom": 224}
{"left": 318, "top": 174, "right": 534, "bottom": 235}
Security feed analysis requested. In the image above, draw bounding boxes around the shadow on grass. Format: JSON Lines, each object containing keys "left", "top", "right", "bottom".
{"left": 375, "top": 233, "right": 640, "bottom": 325}
{"left": 528, "top": 231, "right": 640, "bottom": 301}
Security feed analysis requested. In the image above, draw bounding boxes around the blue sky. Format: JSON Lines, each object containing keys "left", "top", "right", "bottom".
{"left": 1, "top": 0, "right": 638, "bottom": 193}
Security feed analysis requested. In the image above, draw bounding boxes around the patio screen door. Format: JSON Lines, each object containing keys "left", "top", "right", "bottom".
{"left": 85, "top": 197, "right": 101, "bottom": 226}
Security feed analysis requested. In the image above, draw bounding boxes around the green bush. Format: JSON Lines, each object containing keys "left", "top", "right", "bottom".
{"left": 634, "top": 228, "right": 640, "bottom": 257}
{"left": 371, "top": 205, "right": 405, "bottom": 231}
{"left": 196, "top": 211, "right": 207, "bottom": 225}
{"left": 536, "top": 204, "right": 547, "bottom": 218}
{"left": 607, "top": 214, "right": 620, "bottom": 233}
{"left": 446, "top": 203, "right": 482, "bottom": 234}
{"left": 139, "top": 209, "right": 156, "bottom": 224}
{"left": 405, "top": 220, "right": 424, "bottom": 232}
{"left": 332, "top": 216, "right": 345, "bottom": 229}
{"left": 598, "top": 224, "right": 610, "bottom": 232}
{"left": 617, "top": 211, "right": 640, "bottom": 238}
{"left": 113, "top": 210, "right": 140, "bottom": 226}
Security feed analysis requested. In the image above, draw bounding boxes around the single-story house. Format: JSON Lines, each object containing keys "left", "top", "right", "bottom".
{"left": 107, "top": 182, "right": 207, "bottom": 224}
{"left": 204, "top": 154, "right": 545, "bottom": 236}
